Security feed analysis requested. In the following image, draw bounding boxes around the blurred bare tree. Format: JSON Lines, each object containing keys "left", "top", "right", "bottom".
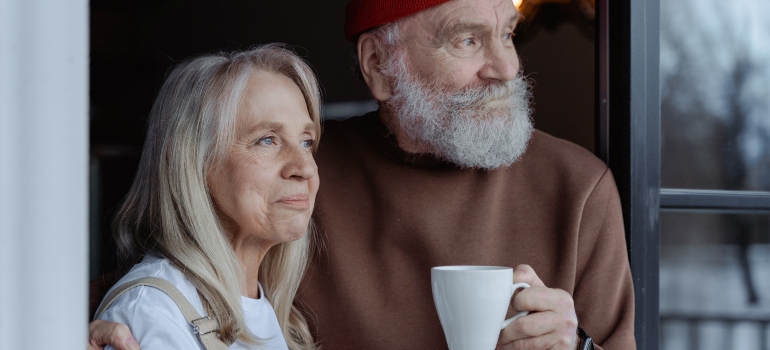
{"left": 660, "top": 0, "right": 770, "bottom": 309}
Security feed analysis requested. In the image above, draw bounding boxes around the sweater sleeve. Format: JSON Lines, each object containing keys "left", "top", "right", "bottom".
{"left": 573, "top": 168, "right": 636, "bottom": 350}
{"left": 97, "top": 286, "right": 205, "bottom": 350}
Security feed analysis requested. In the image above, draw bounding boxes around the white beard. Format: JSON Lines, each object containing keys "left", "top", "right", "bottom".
{"left": 383, "top": 50, "right": 534, "bottom": 170}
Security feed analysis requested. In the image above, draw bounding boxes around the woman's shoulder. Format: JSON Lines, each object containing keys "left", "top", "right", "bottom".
{"left": 96, "top": 256, "right": 206, "bottom": 349}
{"left": 106, "top": 256, "right": 203, "bottom": 309}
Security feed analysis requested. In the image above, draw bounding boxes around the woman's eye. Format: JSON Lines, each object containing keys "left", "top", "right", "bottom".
{"left": 258, "top": 136, "right": 275, "bottom": 146}
{"left": 301, "top": 139, "right": 315, "bottom": 148}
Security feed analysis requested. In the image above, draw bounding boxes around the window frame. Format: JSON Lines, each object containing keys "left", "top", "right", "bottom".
{"left": 601, "top": 0, "right": 770, "bottom": 348}
{"left": 603, "top": 0, "right": 661, "bottom": 348}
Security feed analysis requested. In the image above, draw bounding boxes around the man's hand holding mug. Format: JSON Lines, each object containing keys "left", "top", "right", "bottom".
{"left": 432, "top": 264, "right": 579, "bottom": 350}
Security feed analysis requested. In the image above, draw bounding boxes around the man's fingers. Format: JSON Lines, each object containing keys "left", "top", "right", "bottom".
{"left": 499, "top": 311, "right": 560, "bottom": 344}
{"left": 512, "top": 286, "right": 575, "bottom": 314}
{"left": 88, "top": 320, "right": 140, "bottom": 350}
{"left": 501, "top": 287, "right": 578, "bottom": 349}
{"left": 512, "top": 264, "right": 545, "bottom": 287}
{"left": 498, "top": 329, "right": 576, "bottom": 350}
{"left": 503, "top": 266, "right": 577, "bottom": 350}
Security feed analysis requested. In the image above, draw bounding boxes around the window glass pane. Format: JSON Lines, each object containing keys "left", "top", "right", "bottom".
{"left": 660, "top": 0, "right": 770, "bottom": 191}
{"left": 660, "top": 211, "right": 770, "bottom": 350}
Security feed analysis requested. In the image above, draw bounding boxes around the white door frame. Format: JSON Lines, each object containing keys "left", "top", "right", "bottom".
{"left": 0, "top": 0, "right": 89, "bottom": 348}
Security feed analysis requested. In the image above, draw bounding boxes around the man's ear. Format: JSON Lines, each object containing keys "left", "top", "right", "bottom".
{"left": 357, "top": 33, "right": 392, "bottom": 101}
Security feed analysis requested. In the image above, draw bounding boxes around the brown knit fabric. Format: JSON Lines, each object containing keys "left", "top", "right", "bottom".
{"left": 298, "top": 112, "right": 636, "bottom": 349}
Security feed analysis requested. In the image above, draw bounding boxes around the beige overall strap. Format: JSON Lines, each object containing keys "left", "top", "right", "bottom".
{"left": 94, "top": 276, "right": 228, "bottom": 350}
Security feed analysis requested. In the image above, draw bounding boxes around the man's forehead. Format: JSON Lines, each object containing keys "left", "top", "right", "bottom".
{"left": 434, "top": 10, "right": 520, "bottom": 31}
{"left": 419, "top": 0, "right": 517, "bottom": 26}
{"left": 410, "top": 0, "right": 519, "bottom": 35}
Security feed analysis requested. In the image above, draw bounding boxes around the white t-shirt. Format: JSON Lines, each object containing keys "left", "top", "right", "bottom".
{"left": 97, "top": 255, "right": 289, "bottom": 350}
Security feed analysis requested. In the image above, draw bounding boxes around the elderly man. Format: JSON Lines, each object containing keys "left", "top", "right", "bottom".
{"left": 89, "top": 0, "right": 635, "bottom": 349}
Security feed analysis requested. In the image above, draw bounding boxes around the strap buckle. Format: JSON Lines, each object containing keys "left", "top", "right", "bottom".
{"left": 190, "top": 316, "right": 219, "bottom": 343}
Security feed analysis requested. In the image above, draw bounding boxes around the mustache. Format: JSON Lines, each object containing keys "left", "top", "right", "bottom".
{"left": 446, "top": 80, "right": 518, "bottom": 110}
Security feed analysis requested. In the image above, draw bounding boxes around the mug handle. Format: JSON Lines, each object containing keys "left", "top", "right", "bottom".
{"left": 500, "top": 282, "right": 531, "bottom": 330}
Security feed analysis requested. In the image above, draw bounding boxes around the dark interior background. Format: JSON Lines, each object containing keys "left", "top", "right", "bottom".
{"left": 89, "top": 0, "right": 596, "bottom": 277}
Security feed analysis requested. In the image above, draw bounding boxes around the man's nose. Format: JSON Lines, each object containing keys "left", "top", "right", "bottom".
{"left": 478, "top": 40, "right": 520, "bottom": 82}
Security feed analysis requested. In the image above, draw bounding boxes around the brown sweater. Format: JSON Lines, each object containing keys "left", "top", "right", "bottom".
{"left": 299, "top": 112, "right": 635, "bottom": 349}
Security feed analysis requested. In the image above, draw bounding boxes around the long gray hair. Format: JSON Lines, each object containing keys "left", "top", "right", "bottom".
{"left": 113, "top": 44, "right": 321, "bottom": 348}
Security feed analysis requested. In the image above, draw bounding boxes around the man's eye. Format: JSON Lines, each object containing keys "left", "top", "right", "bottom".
{"left": 301, "top": 139, "right": 315, "bottom": 148}
{"left": 462, "top": 38, "right": 475, "bottom": 46}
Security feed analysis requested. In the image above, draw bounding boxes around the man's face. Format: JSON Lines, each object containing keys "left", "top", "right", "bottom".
{"left": 377, "top": 0, "right": 532, "bottom": 169}
{"left": 398, "top": 0, "right": 521, "bottom": 90}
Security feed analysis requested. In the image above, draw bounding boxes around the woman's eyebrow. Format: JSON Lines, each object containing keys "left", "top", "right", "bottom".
{"left": 244, "top": 121, "right": 284, "bottom": 136}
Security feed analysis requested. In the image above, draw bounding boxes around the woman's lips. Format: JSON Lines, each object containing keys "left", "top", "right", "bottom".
{"left": 276, "top": 194, "right": 310, "bottom": 209}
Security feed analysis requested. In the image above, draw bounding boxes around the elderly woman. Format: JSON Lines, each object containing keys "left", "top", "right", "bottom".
{"left": 94, "top": 44, "right": 320, "bottom": 350}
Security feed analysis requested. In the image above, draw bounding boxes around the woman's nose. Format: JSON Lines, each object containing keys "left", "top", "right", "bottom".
{"left": 281, "top": 145, "right": 317, "bottom": 180}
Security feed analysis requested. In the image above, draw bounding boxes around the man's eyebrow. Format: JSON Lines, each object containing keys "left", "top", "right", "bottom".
{"left": 441, "top": 14, "right": 522, "bottom": 41}
{"left": 442, "top": 22, "right": 487, "bottom": 40}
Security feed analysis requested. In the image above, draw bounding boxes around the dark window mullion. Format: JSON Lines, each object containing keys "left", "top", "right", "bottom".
{"left": 660, "top": 188, "right": 770, "bottom": 212}
{"left": 607, "top": 0, "right": 661, "bottom": 349}
{"left": 596, "top": 0, "right": 610, "bottom": 164}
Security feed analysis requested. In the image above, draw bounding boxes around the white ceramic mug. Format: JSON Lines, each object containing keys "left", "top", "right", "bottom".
{"left": 431, "top": 266, "right": 530, "bottom": 350}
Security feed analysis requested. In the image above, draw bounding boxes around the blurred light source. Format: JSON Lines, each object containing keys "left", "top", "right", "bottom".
{"left": 513, "top": 0, "right": 524, "bottom": 9}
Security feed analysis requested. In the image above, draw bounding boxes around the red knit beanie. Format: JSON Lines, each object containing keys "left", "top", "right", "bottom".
{"left": 344, "top": 0, "right": 452, "bottom": 42}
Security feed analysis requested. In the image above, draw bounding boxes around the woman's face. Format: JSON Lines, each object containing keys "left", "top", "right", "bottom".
{"left": 209, "top": 70, "right": 319, "bottom": 250}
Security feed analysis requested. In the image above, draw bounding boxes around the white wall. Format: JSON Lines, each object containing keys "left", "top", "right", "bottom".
{"left": 0, "top": 0, "right": 89, "bottom": 348}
